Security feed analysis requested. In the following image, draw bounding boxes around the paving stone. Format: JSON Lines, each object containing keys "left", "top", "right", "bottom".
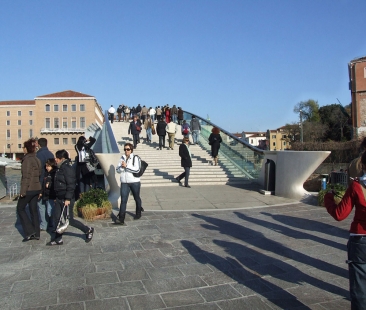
{"left": 93, "top": 281, "right": 146, "bottom": 298}
{"left": 11, "top": 278, "right": 50, "bottom": 294}
{"left": 58, "top": 286, "right": 95, "bottom": 303}
{"left": 177, "top": 263, "right": 213, "bottom": 276}
{"left": 165, "top": 303, "right": 221, "bottom": 310}
{"left": 117, "top": 267, "right": 150, "bottom": 281}
{"left": 145, "top": 266, "right": 184, "bottom": 280}
{"left": 85, "top": 297, "right": 129, "bottom": 310}
{"left": 85, "top": 271, "right": 119, "bottom": 285}
{"left": 95, "top": 260, "right": 124, "bottom": 272}
{"left": 149, "top": 256, "right": 186, "bottom": 268}
{"left": 21, "top": 290, "right": 58, "bottom": 308}
{"left": 0, "top": 291, "right": 23, "bottom": 309}
{"left": 198, "top": 284, "right": 242, "bottom": 302}
{"left": 48, "top": 302, "right": 84, "bottom": 310}
{"left": 161, "top": 289, "right": 204, "bottom": 307}
{"left": 216, "top": 296, "right": 273, "bottom": 309}
{"left": 127, "top": 294, "right": 165, "bottom": 310}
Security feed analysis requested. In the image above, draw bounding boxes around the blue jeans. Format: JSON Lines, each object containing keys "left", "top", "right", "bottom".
{"left": 192, "top": 130, "right": 200, "bottom": 144}
{"left": 146, "top": 128, "right": 152, "bottom": 142}
{"left": 348, "top": 236, "right": 366, "bottom": 309}
{"left": 38, "top": 198, "right": 48, "bottom": 230}
{"left": 172, "top": 115, "right": 177, "bottom": 123}
{"left": 177, "top": 167, "right": 190, "bottom": 186}
{"left": 150, "top": 114, "right": 155, "bottom": 122}
{"left": 119, "top": 182, "right": 142, "bottom": 215}
{"left": 46, "top": 199, "right": 55, "bottom": 228}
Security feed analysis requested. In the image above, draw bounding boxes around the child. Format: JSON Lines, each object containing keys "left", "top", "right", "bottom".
{"left": 43, "top": 158, "right": 57, "bottom": 230}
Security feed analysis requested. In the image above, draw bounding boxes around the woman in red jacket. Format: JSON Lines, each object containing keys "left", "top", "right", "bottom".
{"left": 325, "top": 151, "right": 366, "bottom": 309}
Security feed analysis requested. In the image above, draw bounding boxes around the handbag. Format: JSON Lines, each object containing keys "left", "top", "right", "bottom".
{"left": 152, "top": 124, "right": 156, "bottom": 135}
{"left": 56, "top": 204, "right": 69, "bottom": 234}
{"left": 86, "top": 162, "right": 96, "bottom": 172}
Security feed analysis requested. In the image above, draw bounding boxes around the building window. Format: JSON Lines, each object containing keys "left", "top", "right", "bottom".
{"left": 6, "top": 120, "right": 10, "bottom": 125}
{"left": 71, "top": 138, "right": 76, "bottom": 144}
{"left": 18, "top": 111, "right": 21, "bottom": 116}
{"left": 45, "top": 118, "right": 50, "bottom": 129}
{"left": 7, "top": 130, "right": 10, "bottom": 139}
{"left": 71, "top": 104, "right": 76, "bottom": 112}
{"left": 63, "top": 104, "right": 67, "bottom": 112}
{"left": 273, "top": 142, "right": 276, "bottom": 146}
{"left": 6, "top": 111, "right": 10, "bottom": 116}
{"left": 54, "top": 138, "right": 59, "bottom": 145}
{"left": 251, "top": 139, "right": 254, "bottom": 144}
{"left": 29, "top": 120, "right": 33, "bottom": 125}
{"left": 63, "top": 117, "right": 67, "bottom": 129}
{"left": 364, "top": 67, "right": 366, "bottom": 78}
{"left": 80, "top": 117, "right": 85, "bottom": 128}
{"left": 54, "top": 118, "right": 59, "bottom": 128}
{"left": 283, "top": 142, "right": 286, "bottom": 146}
{"left": 18, "top": 120, "right": 21, "bottom": 125}
{"left": 29, "top": 129, "right": 33, "bottom": 138}
{"left": 45, "top": 104, "right": 50, "bottom": 112}
{"left": 29, "top": 111, "right": 33, "bottom": 116}
{"left": 18, "top": 144, "right": 21, "bottom": 149}
{"left": 71, "top": 117, "right": 76, "bottom": 128}
{"left": 63, "top": 138, "right": 68, "bottom": 145}
{"left": 18, "top": 129, "right": 22, "bottom": 139}
{"left": 7, "top": 144, "right": 10, "bottom": 149}
{"left": 54, "top": 105, "right": 59, "bottom": 112}
{"left": 272, "top": 135, "right": 276, "bottom": 139}
{"left": 80, "top": 104, "right": 85, "bottom": 111}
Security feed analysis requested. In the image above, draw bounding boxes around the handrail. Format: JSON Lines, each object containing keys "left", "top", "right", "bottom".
{"left": 183, "top": 110, "right": 264, "bottom": 155}
{"left": 102, "top": 110, "right": 120, "bottom": 153}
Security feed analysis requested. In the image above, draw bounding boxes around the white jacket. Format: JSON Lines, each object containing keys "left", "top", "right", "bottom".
{"left": 166, "top": 122, "right": 177, "bottom": 134}
{"left": 116, "top": 153, "right": 141, "bottom": 183}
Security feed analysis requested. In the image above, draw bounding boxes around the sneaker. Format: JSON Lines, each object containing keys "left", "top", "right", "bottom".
{"left": 85, "top": 227, "right": 94, "bottom": 243}
{"left": 46, "top": 240, "right": 63, "bottom": 246}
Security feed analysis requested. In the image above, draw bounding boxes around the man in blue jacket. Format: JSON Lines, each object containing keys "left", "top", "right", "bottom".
{"left": 36, "top": 138, "right": 54, "bottom": 231}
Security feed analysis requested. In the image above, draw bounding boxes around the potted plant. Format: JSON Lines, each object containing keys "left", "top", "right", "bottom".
{"left": 74, "top": 188, "right": 112, "bottom": 221}
{"left": 318, "top": 183, "right": 346, "bottom": 207}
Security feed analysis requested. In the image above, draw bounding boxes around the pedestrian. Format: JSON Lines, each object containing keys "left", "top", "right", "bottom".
{"left": 115, "top": 143, "right": 143, "bottom": 225}
{"left": 36, "top": 138, "right": 54, "bottom": 231}
{"left": 175, "top": 137, "right": 192, "bottom": 188}
{"left": 181, "top": 120, "right": 190, "bottom": 141}
{"left": 117, "top": 105, "right": 124, "bottom": 122}
{"left": 75, "top": 136, "right": 97, "bottom": 196}
{"left": 42, "top": 158, "right": 57, "bottom": 230}
{"left": 190, "top": 115, "right": 201, "bottom": 145}
{"left": 171, "top": 105, "right": 178, "bottom": 123}
{"left": 324, "top": 151, "right": 366, "bottom": 309}
{"left": 124, "top": 106, "right": 130, "bottom": 122}
{"left": 149, "top": 106, "right": 156, "bottom": 122}
{"left": 209, "top": 127, "right": 223, "bottom": 166}
{"left": 128, "top": 115, "right": 142, "bottom": 149}
{"left": 47, "top": 149, "right": 94, "bottom": 246}
{"left": 166, "top": 121, "right": 177, "bottom": 150}
{"left": 141, "top": 105, "right": 148, "bottom": 124}
{"left": 156, "top": 106, "right": 162, "bottom": 122}
{"left": 177, "top": 107, "right": 184, "bottom": 125}
{"left": 17, "top": 138, "right": 42, "bottom": 242}
{"left": 144, "top": 114, "right": 153, "bottom": 143}
{"left": 108, "top": 105, "right": 116, "bottom": 123}
{"left": 136, "top": 104, "right": 142, "bottom": 118}
{"left": 165, "top": 105, "right": 171, "bottom": 123}
{"left": 156, "top": 117, "right": 167, "bottom": 150}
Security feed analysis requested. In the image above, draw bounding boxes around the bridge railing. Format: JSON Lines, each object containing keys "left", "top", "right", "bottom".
{"left": 183, "top": 111, "right": 265, "bottom": 180}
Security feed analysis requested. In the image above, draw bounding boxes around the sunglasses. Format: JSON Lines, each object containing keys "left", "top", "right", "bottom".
{"left": 124, "top": 148, "right": 131, "bottom": 151}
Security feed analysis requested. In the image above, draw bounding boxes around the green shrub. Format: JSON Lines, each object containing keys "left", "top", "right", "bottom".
{"left": 318, "top": 183, "right": 346, "bottom": 206}
{"left": 77, "top": 188, "right": 109, "bottom": 208}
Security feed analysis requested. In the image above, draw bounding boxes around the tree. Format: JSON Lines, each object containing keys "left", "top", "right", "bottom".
{"left": 293, "top": 99, "right": 321, "bottom": 123}
{"left": 319, "top": 104, "right": 351, "bottom": 141}
{"left": 302, "top": 121, "right": 328, "bottom": 142}
{"left": 283, "top": 123, "right": 301, "bottom": 141}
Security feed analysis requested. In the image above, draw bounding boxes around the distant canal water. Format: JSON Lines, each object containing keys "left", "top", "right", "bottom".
{"left": 5, "top": 167, "right": 21, "bottom": 193}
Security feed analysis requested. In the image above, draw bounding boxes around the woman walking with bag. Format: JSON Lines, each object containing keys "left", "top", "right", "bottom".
{"left": 47, "top": 149, "right": 94, "bottom": 246}
{"left": 115, "top": 143, "right": 143, "bottom": 225}
{"left": 208, "top": 127, "right": 222, "bottom": 166}
{"left": 144, "top": 115, "right": 153, "bottom": 143}
{"left": 17, "top": 138, "right": 42, "bottom": 242}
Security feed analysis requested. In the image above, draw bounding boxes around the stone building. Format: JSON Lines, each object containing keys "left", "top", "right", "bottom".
{"left": 0, "top": 90, "right": 104, "bottom": 159}
{"left": 349, "top": 56, "right": 366, "bottom": 137}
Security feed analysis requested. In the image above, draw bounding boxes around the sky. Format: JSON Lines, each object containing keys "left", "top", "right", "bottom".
{"left": 1, "top": 0, "right": 365, "bottom": 133}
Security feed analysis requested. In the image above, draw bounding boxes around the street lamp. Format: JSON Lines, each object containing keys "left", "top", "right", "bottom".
{"left": 299, "top": 110, "right": 303, "bottom": 143}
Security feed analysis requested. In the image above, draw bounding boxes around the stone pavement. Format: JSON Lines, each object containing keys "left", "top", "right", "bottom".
{"left": 0, "top": 184, "right": 351, "bottom": 309}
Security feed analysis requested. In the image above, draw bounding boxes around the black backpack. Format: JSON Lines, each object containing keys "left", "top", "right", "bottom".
{"left": 132, "top": 155, "right": 148, "bottom": 177}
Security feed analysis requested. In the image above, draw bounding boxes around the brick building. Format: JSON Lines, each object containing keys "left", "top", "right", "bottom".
{"left": 349, "top": 56, "right": 366, "bottom": 137}
{"left": 0, "top": 90, "right": 104, "bottom": 159}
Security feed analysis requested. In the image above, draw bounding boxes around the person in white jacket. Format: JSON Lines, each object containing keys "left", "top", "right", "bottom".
{"left": 115, "top": 143, "right": 143, "bottom": 224}
{"left": 166, "top": 122, "right": 177, "bottom": 150}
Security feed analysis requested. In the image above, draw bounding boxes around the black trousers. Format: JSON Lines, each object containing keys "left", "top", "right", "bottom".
{"left": 348, "top": 236, "right": 366, "bottom": 310}
{"left": 177, "top": 167, "right": 190, "bottom": 186}
{"left": 158, "top": 135, "right": 165, "bottom": 149}
{"left": 53, "top": 198, "right": 89, "bottom": 242}
{"left": 132, "top": 133, "right": 140, "bottom": 148}
{"left": 17, "top": 192, "right": 40, "bottom": 238}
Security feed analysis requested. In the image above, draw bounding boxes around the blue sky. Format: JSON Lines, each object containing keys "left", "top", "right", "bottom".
{"left": 1, "top": 0, "right": 365, "bottom": 133}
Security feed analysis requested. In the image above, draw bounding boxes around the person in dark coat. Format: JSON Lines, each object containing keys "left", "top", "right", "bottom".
{"left": 17, "top": 138, "right": 42, "bottom": 242}
{"left": 156, "top": 117, "right": 167, "bottom": 150}
{"left": 36, "top": 138, "right": 54, "bottom": 231}
{"left": 42, "top": 158, "right": 57, "bottom": 230}
{"left": 75, "top": 136, "right": 96, "bottom": 197}
{"left": 128, "top": 115, "right": 142, "bottom": 148}
{"left": 177, "top": 107, "right": 184, "bottom": 125}
{"left": 47, "top": 149, "right": 94, "bottom": 246}
{"left": 175, "top": 137, "right": 192, "bottom": 188}
{"left": 208, "top": 127, "right": 223, "bottom": 166}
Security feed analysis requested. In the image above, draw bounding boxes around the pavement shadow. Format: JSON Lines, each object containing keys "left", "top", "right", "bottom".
{"left": 187, "top": 213, "right": 349, "bottom": 305}
{"left": 181, "top": 239, "right": 308, "bottom": 309}
{"left": 236, "top": 211, "right": 346, "bottom": 251}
